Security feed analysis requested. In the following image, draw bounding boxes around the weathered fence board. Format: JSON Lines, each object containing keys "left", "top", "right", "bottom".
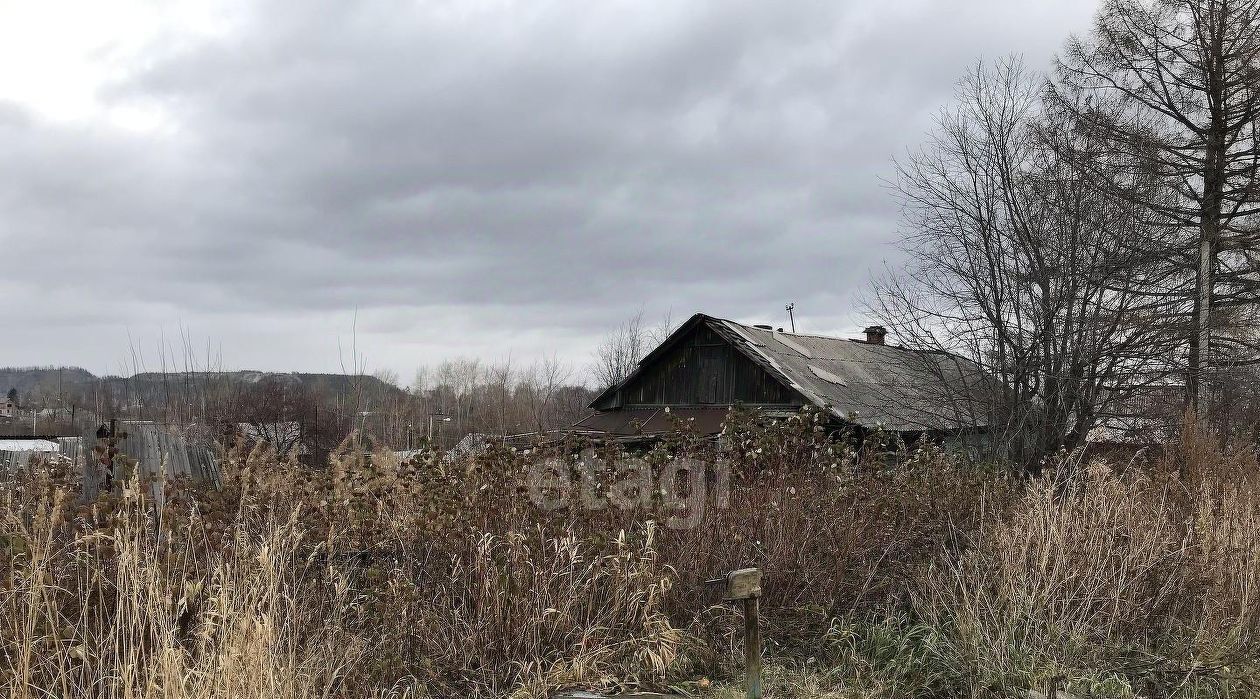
{"left": 82, "top": 421, "right": 220, "bottom": 504}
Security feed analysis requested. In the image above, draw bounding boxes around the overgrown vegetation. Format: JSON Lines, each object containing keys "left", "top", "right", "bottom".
{"left": 3, "top": 413, "right": 1258, "bottom": 698}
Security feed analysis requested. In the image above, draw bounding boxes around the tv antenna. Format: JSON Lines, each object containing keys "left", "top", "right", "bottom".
{"left": 784, "top": 303, "right": 796, "bottom": 333}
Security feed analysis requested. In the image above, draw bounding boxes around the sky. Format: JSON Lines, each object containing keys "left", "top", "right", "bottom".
{"left": 0, "top": 0, "right": 1100, "bottom": 385}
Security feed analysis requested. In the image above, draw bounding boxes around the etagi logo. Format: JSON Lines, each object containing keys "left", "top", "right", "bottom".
{"left": 526, "top": 449, "right": 730, "bottom": 530}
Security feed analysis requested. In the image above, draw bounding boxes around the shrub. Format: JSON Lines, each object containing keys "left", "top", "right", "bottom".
{"left": 915, "top": 459, "right": 1260, "bottom": 697}
{"left": 3, "top": 420, "right": 1259, "bottom": 698}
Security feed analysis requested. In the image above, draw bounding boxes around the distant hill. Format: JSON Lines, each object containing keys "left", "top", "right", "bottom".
{"left": 0, "top": 366, "right": 97, "bottom": 397}
{"left": 0, "top": 367, "right": 405, "bottom": 408}
{"left": 122, "top": 371, "right": 403, "bottom": 396}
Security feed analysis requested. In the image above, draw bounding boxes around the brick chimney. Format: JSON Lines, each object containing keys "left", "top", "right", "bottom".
{"left": 863, "top": 325, "right": 887, "bottom": 345}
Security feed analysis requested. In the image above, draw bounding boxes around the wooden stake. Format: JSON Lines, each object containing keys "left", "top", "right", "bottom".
{"left": 743, "top": 595, "right": 761, "bottom": 699}
{"left": 706, "top": 568, "right": 763, "bottom": 699}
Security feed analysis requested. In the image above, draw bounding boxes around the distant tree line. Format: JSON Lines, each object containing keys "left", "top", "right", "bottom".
{"left": 0, "top": 363, "right": 593, "bottom": 457}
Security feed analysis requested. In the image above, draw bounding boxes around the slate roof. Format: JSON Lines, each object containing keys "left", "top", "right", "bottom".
{"left": 0, "top": 438, "right": 60, "bottom": 452}
{"left": 591, "top": 314, "right": 995, "bottom": 434}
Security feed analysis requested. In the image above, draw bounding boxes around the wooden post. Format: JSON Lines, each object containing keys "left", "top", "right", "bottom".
{"left": 743, "top": 595, "right": 762, "bottom": 699}
{"left": 707, "top": 568, "right": 762, "bottom": 699}
{"left": 108, "top": 418, "right": 119, "bottom": 491}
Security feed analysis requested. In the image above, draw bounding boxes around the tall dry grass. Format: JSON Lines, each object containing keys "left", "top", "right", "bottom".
{"left": 1, "top": 419, "right": 1258, "bottom": 698}
{"left": 1, "top": 479, "right": 365, "bottom": 698}
{"left": 909, "top": 439, "right": 1260, "bottom": 698}
{"left": 0, "top": 442, "right": 686, "bottom": 698}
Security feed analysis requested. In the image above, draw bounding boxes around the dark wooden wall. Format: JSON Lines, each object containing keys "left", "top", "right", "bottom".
{"left": 595, "top": 323, "right": 800, "bottom": 409}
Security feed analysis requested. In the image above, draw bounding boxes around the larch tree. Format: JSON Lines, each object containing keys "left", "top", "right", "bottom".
{"left": 1053, "top": 0, "right": 1260, "bottom": 417}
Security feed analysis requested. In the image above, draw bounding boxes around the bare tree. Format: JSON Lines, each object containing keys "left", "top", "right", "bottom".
{"left": 522, "top": 354, "right": 575, "bottom": 432}
{"left": 874, "top": 58, "right": 1173, "bottom": 469}
{"left": 590, "top": 311, "right": 648, "bottom": 390}
{"left": 647, "top": 309, "right": 675, "bottom": 346}
{"left": 231, "top": 378, "right": 343, "bottom": 461}
{"left": 589, "top": 310, "right": 679, "bottom": 391}
{"left": 485, "top": 357, "right": 516, "bottom": 436}
{"left": 409, "top": 354, "right": 593, "bottom": 441}
{"left": 1052, "top": 0, "right": 1260, "bottom": 417}
{"left": 432, "top": 358, "right": 482, "bottom": 437}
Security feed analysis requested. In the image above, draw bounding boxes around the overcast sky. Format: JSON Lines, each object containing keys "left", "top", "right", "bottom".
{"left": 0, "top": 0, "right": 1099, "bottom": 384}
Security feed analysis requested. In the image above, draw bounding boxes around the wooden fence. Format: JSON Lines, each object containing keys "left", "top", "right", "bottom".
{"left": 1, "top": 421, "right": 219, "bottom": 506}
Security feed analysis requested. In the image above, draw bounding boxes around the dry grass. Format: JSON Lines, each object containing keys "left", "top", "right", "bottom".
{"left": 1, "top": 420, "right": 1258, "bottom": 698}
{"left": 906, "top": 438, "right": 1260, "bottom": 698}
{"left": 1, "top": 486, "right": 365, "bottom": 698}
{"left": 0, "top": 442, "right": 686, "bottom": 698}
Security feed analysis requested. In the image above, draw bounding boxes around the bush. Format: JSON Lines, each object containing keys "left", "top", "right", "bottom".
{"left": 2, "top": 422, "right": 1258, "bottom": 698}
{"left": 913, "top": 454, "right": 1260, "bottom": 697}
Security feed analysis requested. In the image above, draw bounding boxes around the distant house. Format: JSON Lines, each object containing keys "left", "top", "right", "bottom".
{"left": 1087, "top": 384, "right": 1184, "bottom": 449}
{"left": 236, "top": 421, "right": 309, "bottom": 457}
{"left": 574, "top": 313, "right": 994, "bottom": 443}
{"left": 446, "top": 432, "right": 495, "bottom": 462}
{"left": 0, "top": 400, "right": 15, "bottom": 420}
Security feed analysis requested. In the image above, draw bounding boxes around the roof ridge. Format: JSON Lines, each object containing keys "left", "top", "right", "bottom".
{"left": 717, "top": 316, "right": 923, "bottom": 351}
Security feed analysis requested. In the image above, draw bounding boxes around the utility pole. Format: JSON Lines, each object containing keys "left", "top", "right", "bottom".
{"left": 428, "top": 413, "right": 451, "bottom": 444}
{"left": 785, "top": 303, "right": 796, "bottom": 333}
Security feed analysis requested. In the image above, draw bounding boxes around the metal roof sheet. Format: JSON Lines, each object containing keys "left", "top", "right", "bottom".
{"left": 709, "top": 318, "right": 993, "bottom": 432}
{"left": 0, "top": 439, "right": 59, "bottom": 452}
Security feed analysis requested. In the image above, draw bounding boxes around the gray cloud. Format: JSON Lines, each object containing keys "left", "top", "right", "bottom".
{"left": 0, "top": 0, "right": 1099, "bottom": 379}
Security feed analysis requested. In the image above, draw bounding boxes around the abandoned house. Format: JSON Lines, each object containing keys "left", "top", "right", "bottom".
{"left": 573, "top": 313, "right": 994, "bottom": 444}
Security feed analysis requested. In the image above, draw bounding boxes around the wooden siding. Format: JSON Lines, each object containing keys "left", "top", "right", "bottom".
{"left": 598, "top": 323, "right": 800, "bottom": 408}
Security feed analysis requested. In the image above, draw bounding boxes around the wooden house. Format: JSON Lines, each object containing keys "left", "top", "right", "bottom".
{"left": 574, "top": 313, "right": 993, "bottom": 443}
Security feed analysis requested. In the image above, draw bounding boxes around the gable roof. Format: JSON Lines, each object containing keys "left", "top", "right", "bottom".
{"left": 591, "top": 313, "right": 993, "bottom": 433}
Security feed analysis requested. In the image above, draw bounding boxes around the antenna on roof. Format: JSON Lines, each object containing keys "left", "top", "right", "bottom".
{"left": 784, "top": 303, "right": 796, "bottom": 333}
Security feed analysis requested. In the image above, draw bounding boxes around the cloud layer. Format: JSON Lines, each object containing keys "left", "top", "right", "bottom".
{"left": 0, "top": 0, "right": 1098, "bottom": 381}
